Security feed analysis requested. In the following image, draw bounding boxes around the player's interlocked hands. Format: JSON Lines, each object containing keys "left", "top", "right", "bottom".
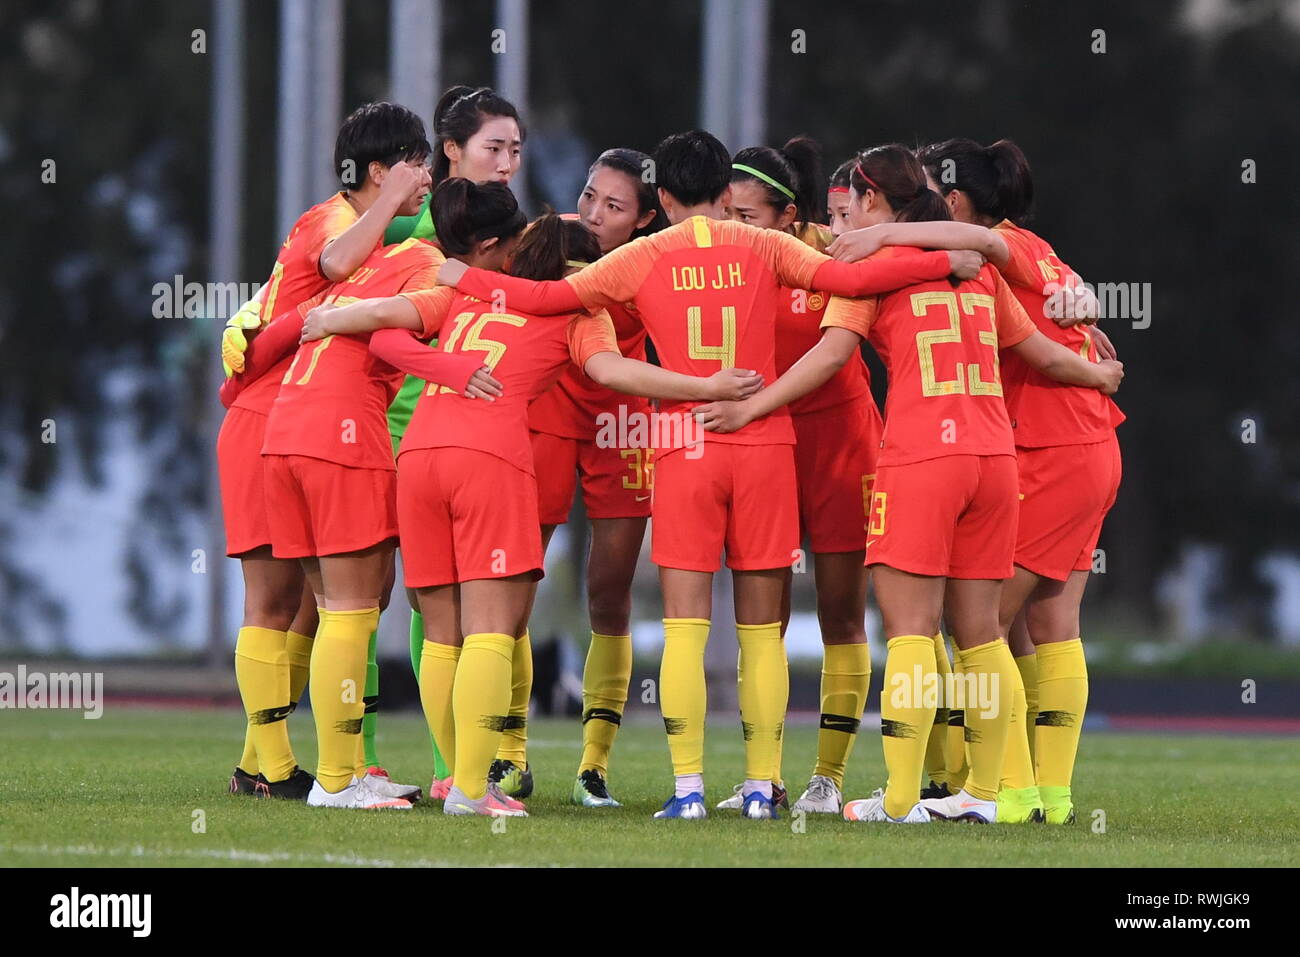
{"left": 221, "top": 297, "right": 264, "bottom": 378}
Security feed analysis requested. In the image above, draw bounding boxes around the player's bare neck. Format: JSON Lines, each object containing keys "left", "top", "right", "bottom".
{"left": 666, "top": 201, "right": 726, "bottom": 225}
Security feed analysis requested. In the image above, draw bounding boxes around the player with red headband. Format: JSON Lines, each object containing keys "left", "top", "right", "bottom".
{"left": 693, "top": 143, "right": 1122, "bottom": 824}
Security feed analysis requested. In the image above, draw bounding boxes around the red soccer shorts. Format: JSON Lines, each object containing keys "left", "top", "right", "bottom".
{"left": 1014, "top": 433, "right": 1122, "bottom": 581}
{"left": 397, "top": 446, "right": 544, "bottom": 588}
{"left": 263, "top": 454, "right": 398, "bottom": 559}
{"left": 651, "top": 442, "right": 799, "bottom": 572}
{"left": 792, "top": 400, "right": 883, "bottom": 554}
{"left": 865, "top": 453, "right": 1019, "bottom": 580}
{"left": 530, "top": 430, "right": 654, "bottom": 525}
{"left": 217, "top": 407, "right": 273, "bottom": 557}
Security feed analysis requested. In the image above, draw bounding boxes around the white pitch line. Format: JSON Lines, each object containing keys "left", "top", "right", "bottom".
{"left": 0, "top": 842, "right": 531, "bottom": 868}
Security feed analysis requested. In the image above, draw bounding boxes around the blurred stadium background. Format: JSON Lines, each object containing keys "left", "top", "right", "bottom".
{"left": 3, "top": 0, "right": 1298, "bottom": 730}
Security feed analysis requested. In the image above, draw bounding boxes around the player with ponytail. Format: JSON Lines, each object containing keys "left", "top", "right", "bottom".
{"left": 918, "top": 138, "right": 1125, "bottom": 826}
{"left": 380, "top": 86, "right": 526, "bottom": 797}
{"left": 693, "top": 142, "right": 1122, "bottom": 824}
{"left": 714, "top": 137, "right": 880, "bottom": 816}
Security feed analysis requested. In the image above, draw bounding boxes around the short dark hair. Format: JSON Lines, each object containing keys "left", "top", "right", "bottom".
{"left": 334, "top": 102, "right": 431, "bottom": 188}
{"left": 653, "top": 130, "right": 731, "bottom": 207}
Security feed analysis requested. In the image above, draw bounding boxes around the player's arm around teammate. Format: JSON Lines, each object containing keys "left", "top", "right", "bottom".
{"left": 219, "top": 103, "right": 431, "bottom": 800}
{"left": 919, "top": 138, "right": 1127, "bottom": 824}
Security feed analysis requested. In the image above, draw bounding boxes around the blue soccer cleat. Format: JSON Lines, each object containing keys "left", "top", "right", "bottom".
{"left": 653, "top": 791, "right": 707, "bottom": 819}
{"left": 741, "top": 790, "right": 780, "bottom": 820}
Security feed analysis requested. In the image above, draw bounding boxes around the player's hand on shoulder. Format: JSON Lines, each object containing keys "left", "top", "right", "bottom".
{"left": 1096, "top": 358, "right": 1124, "bottom": 395}
{"left": 707, "top": 368, "right": 764, "bottom": 401}
{"left": 463, "top": 366, "right": 503, "bottom": 401}
{"left": 947, "top": 249, "right": 985, "bottom": 280}
{"left": 826, "top": 225, "right": 885, "bottom": 262}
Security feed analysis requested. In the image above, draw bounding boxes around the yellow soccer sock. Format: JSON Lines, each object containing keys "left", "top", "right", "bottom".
{"left": 736, "top": 622, "right": 787, "bottom": 783}
{"left": 495, "top": 630, "right": 532, "bottom": 767}
{"left": 812, "top": 642, "right": 870, "bottom": 789}
{"left": 957, "top": 639, "right": 1017, "bottom": 802}
{"left": 286, "top": 629, "right": 314, "bottom": 707}
{"left": 772, "top": 636, "right": 788, "bottom": 785}
{"left": 1035, "top": 639, "right": 1088, "bottom": 789}
{"left": 238, "top": 726, "right": 258, "bottom": 775}
{"left": 661, "top": 619, "right": 710, "bottom": 777}
{"left": 419, "top": 640, "right": 461, "bottom": 779}
{"left": 999, "top": 654, "right": 1038, "bottom": 791}
{"left": 452, "top": 633, "right": 516, "bottom": 801}
{"left": 309, "top": 608, "right": 377, "bottom": 792}
{"left": 945, "top": 639, "right": 970, "bottom": 792}
{"left": 880, "top": 635, "right": 937, "bottom": 819}
{"left": 579, "top": 632, "right": 632, "bottom": 776}
{"left": 234, "top": 626, "right": 295, "bottom": 782}
{"left": 1015, "top": 652, "right": 1040, "bottom": 766}
{"left": 925, "top": 633, "right": 951, "bottom": 786}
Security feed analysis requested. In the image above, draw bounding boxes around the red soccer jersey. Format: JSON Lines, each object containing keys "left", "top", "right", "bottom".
{"left": 453, "top": 216, "right": 953, "bottom": 457}
{"left": 772, "top": 221, "right": 871, "bottom": 415}
{"left": 261, "top": 238, "right": 445, "bottom": 469}
{"left": 232, "top": 192, "right": 358, "bottom": 415}
{"left": 527, "top": 300, "right": 651, "bottom": 440}
{"left": 398, "top": 288, "right": 619, "bottom": 474}
{"left": 994, "top": 220, "right": 1125, "bottom": 447}
{"left": 822, "top": 248, "right": 1036, "bottom": 467}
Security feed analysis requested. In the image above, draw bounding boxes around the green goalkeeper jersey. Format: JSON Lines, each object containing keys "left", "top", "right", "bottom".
{"left": 384, "top": 193, "right": 438, "bottom": 448}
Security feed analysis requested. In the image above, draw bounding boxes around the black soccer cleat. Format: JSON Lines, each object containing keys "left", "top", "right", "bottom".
{"left": 488, "top": 759, "right": 534, "bottom": 800}
{"left": 254, "top": 767, "right": 316, "bottom": 801}
{"left": 229, "top": 766, "right": 259, "bottom": 796}
{"left": 920, "top": 780, "right": 953, "bottom": 800}
{"left": 772, "top": 781, "right": 790, "bottom": 810}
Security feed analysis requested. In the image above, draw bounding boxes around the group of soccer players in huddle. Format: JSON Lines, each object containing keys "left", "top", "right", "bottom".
{"left": 217, "top": 83, "right": 1124, "bottom": 824}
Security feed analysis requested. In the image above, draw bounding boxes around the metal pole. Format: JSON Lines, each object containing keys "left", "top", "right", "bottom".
{"left": 277, "top": 0, "right": 312, "bottom": 242}
{"left": 736, "top": 0, "right": 769, "bottom": 148}
{"left": 494, "top": 0, "right": 531, "bottom": 212}
{"left": 310, "top": 0, "right": 345, "bottom": 202}
{"left": 206, "top": 0, "right": 245, "bottom": 667}
{"left": 699, "top": 0, "right": 737, "bottom": 151}
{"left": 391, "top": 0, "right": 442, "bottom": 125}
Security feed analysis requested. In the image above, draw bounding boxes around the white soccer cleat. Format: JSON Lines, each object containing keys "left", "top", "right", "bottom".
{"left": 793, "top": 775, "right": 843, "bottom": 814}
{"left": 716, "top": 784, "right": 745, "bottom": 810}
{"left": 307, "top": 775, "right": 413, "bottom": 810}
{"left": 842, "top": 788, "right": 931, "bottom": 823}
{"left": 443, "top": 783, "right": 528, "bottom": 817}
{"left": 357, "top": 766, "right": 422, "bottom": 803}
{"left": 918, "top": 787, "right": 997, "bottom": 823}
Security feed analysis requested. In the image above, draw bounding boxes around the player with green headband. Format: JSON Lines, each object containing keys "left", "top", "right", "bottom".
{"left": 383, "top": 84, "right": 525, "bottom": 798}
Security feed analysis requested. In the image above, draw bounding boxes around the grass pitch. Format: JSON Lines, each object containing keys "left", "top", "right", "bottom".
{"left": 1, "top": 708, "right": 1295, "bottom": 868}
